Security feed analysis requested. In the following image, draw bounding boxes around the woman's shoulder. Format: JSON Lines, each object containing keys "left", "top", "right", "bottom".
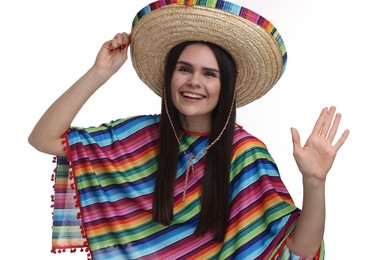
{"left": 231, "top": 124, "right": 276, "bottom": 162}
{"left": 233, "top": 124, "right": 268, "bottom": 151}
{"left": 108, "top": 114, "right": 160, "bottom": 127}
{"left": 69, "top": 115, "right": 161, "bottom": 142}
{"left": 230, "top": 125, "right": 278, "bottom": 178}
{"left": 76, "top": 114, "right": 161, "bottom": 132}
{"left": 68, "top": 114, "right": 162, "bottom": 146}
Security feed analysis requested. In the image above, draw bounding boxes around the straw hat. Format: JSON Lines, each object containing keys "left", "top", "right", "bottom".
{"left": 130, "top": 1, "right": 287, "bottom": 107}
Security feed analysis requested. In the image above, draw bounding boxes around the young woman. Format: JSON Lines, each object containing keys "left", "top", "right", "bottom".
{"left": 29, "top": 2, "right": 349, "bottom": 259}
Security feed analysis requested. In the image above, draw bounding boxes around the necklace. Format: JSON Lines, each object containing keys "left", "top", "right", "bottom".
{"left": 163, "top": 86, "right": 236, "bottom": 202}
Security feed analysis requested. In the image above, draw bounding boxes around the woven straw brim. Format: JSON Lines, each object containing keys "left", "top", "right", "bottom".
{"left": 131, "top": 4, "right": 284, "bottom": 107}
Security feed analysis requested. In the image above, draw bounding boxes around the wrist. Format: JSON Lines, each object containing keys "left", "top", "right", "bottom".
{"left": 88, "top": 65, "right": 114, "bottom": 82}
{"left": 302, "top": 176, "right": 326, "bottom": 189}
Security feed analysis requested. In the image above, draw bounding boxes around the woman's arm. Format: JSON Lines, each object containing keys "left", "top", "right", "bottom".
{"left": 286, "top": 106, "right": 349, "bottom": 257}
{"left": 28, "top": 32, "right": 131, "bottom": 156}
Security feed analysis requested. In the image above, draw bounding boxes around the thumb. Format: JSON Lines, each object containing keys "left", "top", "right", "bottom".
{"left": 291, "top": 127, "right": 302, "bottom": 151}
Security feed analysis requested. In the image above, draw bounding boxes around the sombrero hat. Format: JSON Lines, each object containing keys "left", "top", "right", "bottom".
{"left": 130, "top": 0, "right": 287, "bottom": 107}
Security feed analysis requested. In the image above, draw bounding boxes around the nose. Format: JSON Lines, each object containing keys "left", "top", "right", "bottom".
{"left": 186, "top": 72, "right": 202, "bottom": 88}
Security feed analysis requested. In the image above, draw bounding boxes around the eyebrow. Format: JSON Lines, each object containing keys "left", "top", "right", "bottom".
{"left": 176, "top": 61, "right": 220, "bottom": 74}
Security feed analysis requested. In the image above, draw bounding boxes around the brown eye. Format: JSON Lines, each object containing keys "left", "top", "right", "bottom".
{"left": 205, "top": 72, "right": 216, "bottom": 77}
{"left": 178, "top": 66, "right": 191, "bottom": 73}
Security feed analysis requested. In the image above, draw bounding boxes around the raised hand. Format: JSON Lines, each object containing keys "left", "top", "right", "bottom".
{"left": 28, "top": 32, "right": 132, "bottom": 156}
{"left": 93, "top": 32, "right": 131, "bottom": 77}
{"left": 290, "top": 106, "right": 349, "bottom": 183}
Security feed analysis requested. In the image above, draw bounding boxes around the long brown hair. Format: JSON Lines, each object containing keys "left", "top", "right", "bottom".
{"left": 152, "top": 41, "right": 237, "bottom": 242}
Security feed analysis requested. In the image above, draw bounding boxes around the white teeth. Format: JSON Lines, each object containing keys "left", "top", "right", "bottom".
{"left": 182, "top": 92, "right": 203, "bottom": 99}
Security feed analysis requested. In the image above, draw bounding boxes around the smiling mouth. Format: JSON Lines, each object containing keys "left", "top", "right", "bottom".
{"left": 181, "top": 92, "right": 205, "bottom": 100}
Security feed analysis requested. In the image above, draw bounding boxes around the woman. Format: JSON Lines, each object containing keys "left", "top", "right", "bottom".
{"left": 29, "top": 1, "right": 349, "bottom": 259}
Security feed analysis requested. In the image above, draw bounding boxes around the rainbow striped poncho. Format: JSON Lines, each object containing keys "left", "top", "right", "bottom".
{"left": 52, "top": 114, "right": 324, "bottom": 259}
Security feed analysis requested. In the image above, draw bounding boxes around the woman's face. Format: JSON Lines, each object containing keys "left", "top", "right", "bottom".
{"left": 171, "top": 43, "right": 221, "bottom": 131}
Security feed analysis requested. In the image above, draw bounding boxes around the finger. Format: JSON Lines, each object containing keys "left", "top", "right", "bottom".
{"left": 111, "top": 33, "right": 123, "bottom": 51}
{"left": 111, "top": 38, "right": 119, "bottom": 51}
{"left": 333, "top": 129, "right": 350, "bottom": 151}
{"left": 320, "top": 106, "right": 336, "bottom": 137}
{"left": 121, "top": 32, "right": 130, "bottom": 47}
{"left": 327, "top": 112, "right": 342, "bottom": 143}
{"left": 116, "top": 32, "right": 124, "bottom": 46}
{"left": 102, "top": 39, "right": 113, "bottom": 51}
{"left": 291, "top": 127, "right": 302, "bottom": 152}
{"left": 115, "top": 32, "right": 129, "bottom": 50}
{"left": 311, "top": 107, "right": 328, "bottom": 136}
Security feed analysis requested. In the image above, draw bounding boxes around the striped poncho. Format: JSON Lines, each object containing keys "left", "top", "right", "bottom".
{"left": 52, "top": 114, "right": 324, "bottom": 259}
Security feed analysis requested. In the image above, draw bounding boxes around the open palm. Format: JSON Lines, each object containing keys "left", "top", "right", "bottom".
{"left": 291, "top": 106, "right": 349, "bottom": 182}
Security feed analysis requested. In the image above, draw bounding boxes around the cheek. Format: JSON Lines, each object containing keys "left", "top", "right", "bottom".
{"left": 170, "top": 75, "right": 179, "bottom": 95}
{"left": 171, "top": 73, "right": 184, "bottom": 93}
{"left": 210, "top": 83, "right": 221, "bottom": 100}
{"left": 170, "top": 77, "right": 183, "bottom": 110}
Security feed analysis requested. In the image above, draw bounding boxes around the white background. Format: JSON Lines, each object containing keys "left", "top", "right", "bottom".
{"left": 1, "top": 0, "right": 389, "bottom": 259}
